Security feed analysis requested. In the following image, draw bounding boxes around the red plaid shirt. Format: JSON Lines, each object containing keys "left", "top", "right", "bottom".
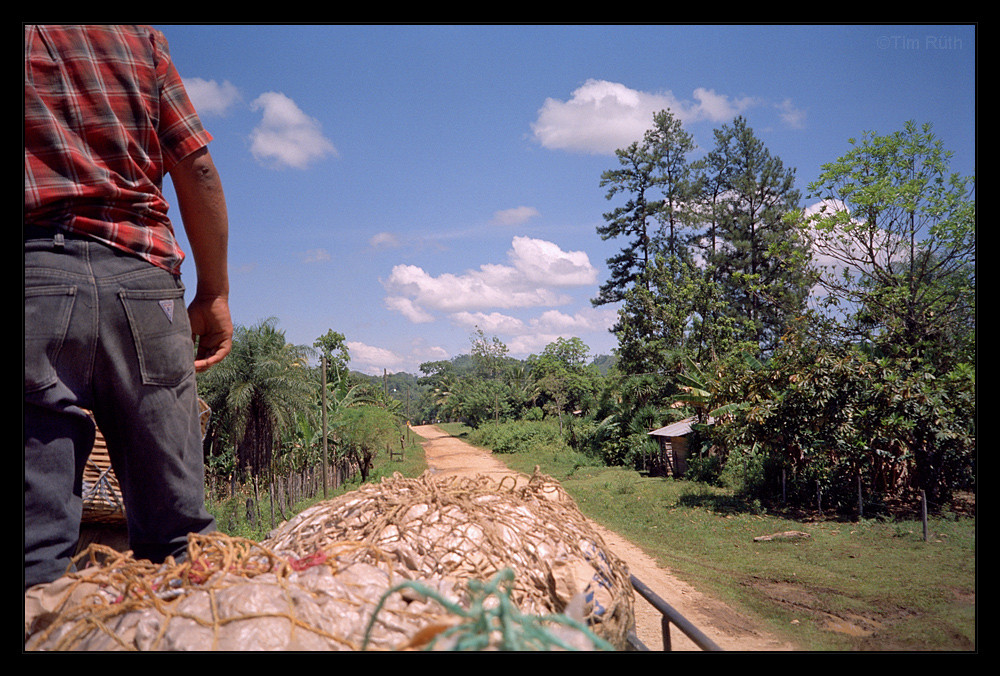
{"left": 24, "top": 25, "right": 212, "bottom": 275}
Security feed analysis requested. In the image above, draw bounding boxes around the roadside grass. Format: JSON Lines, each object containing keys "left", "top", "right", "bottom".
{"left": 454, "top": 420, "right": 976, "bottom": 652}
{"left": 206, "top": 427, "right": 428, "bottom": 542}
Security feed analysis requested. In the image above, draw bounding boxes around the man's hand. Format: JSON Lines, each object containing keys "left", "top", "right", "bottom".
{"left": 188, "top": 293, "right": 233, "bottom": 372}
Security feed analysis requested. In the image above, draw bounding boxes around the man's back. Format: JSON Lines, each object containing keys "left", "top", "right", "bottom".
{"left": 24, "top": 24, "right": 212, "bottom": 274}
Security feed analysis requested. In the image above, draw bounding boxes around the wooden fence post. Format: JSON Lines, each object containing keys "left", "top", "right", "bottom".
{"left": 922, "top": 490, "right": 929, "bottom": 541}
{"left": 857, "top": 474, "right": 864, "bottom": 519}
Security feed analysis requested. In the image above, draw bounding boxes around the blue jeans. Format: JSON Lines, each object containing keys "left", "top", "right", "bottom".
{"left": 24, "top": 228, "right": 216, "bottom": 589}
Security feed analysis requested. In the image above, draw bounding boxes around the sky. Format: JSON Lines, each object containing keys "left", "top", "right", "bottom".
{"left": 155, "top": 24, "right": 976, "bottom": 376}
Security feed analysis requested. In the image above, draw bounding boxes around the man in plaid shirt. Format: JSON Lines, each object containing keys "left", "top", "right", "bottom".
{"left": 24, "top": 25, "right": 232, "bottom": 589}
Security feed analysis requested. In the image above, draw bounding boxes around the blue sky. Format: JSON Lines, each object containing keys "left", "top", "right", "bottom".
{"left": 156, "top": 24, "right": 976, "bottom": 376}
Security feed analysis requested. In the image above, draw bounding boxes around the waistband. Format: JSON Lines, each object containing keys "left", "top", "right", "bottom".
{"left": 24, "top": 225, "right": 95, "bottom": 243}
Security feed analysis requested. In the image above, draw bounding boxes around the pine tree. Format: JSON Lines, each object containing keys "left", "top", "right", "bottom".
{"left": 703, "top": 116, "right": 812, "bottom": 353}
{"left": 592, "top": 137, "right": 661, "bottom": 306}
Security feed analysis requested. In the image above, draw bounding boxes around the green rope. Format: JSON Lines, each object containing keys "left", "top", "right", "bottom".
{"left": 362, "top": 569, "right": 614, "bottom": 652}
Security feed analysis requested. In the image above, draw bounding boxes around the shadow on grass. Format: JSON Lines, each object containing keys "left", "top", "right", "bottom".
{"left": 676, "top": 489, "right": 871, "bottom": 521}
{"left": 676, "top": 488, "right": 759, "bottom": 515}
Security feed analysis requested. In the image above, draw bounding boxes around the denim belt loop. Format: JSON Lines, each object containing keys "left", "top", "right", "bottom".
{"left": 24, "top": 224, "right": 78, "bottom": 244}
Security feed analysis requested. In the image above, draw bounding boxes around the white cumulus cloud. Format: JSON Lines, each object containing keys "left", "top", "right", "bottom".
{"left": 249, "top": 91, "right": 337, "bottom": 169}
{"left": 346, "top": 341, "right": 404, "bottom": 374}
{"left": 450, "top": 311, "right": 527, "bottom": 335}
{"left": 384, "top": 296, "right": 435, "bottom": 324}
{"left": 690, "top": 87, "right": 758, "bottom": 122}
{"left": 183, "top": 77, "right": 241, "bottom": 117}
{"left": 531, "top": 79, "right": 764, "bottom": 155}
{"left": 508, "top": 236, "right": 597, "bottom": 287}
{"left": 450, "top": 307, "right": 618, "bottom": 357}
{"left": 345, "top": 339, "right": 450, "bottom": 375}
{"left": 382, "top": 236, "right": 597, "bottom": 321}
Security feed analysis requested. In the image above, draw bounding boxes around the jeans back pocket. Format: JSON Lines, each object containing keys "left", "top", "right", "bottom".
{"left": 24, "top": 284, "right": 77, "bottom": 393}
{"left": 119, "top": 287, "right": 194, "bottom": 387}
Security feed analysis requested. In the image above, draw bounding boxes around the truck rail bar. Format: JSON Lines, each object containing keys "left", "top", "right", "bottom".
{"left": 626, "top": 574, "right": 723, "bottom": 651}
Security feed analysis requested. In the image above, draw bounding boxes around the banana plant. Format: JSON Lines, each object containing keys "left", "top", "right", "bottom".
{"left": 674, "top": 352, "right": 764, "bottom": 421}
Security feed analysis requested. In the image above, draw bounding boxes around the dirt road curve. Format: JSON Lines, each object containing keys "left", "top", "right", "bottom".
{"left": 412, "top": 424, "right": 794, "bottom": 652}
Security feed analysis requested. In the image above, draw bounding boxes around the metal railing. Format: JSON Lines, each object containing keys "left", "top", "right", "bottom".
{"left": 626, "top": 574, "right": 723, "bottom": 651}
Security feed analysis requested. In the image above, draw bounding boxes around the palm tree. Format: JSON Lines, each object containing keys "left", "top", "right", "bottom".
{"left": 199, "top": 317, "right": 315, "bottom": 523}
{"left": 674, "top": 352, "right": 769, "bottom": 425}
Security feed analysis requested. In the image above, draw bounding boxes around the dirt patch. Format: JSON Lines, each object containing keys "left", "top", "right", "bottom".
{"left": 413, "top": 424, "right": 795, "bottom": 651}
{"left": 748, "top": 579, "right": 883, "bottom": 638}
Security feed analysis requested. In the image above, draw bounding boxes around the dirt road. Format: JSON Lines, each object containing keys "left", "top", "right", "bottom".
{"left": 412, "top": 424, "right": 795, "bottom": 652}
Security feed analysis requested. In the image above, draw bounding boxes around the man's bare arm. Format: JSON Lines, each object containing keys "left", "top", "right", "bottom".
{"left": 169, "top": 146, "right": 233, "bottom": 372}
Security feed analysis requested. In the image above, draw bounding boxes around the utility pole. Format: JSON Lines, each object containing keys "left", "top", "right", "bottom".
{"left": 322, "top": 356, "right": 328, "bottom": 499}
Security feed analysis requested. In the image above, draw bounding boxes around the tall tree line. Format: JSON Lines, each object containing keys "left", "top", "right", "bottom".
{"left": 590, "top": 115, "right": 975, "bottom": 509}
{"left": 594, "top": 111, "right": 813, "bottom": 375}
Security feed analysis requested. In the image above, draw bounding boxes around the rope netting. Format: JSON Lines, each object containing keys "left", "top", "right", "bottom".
{"left": 24, "top": 470, "right": 633, "bottom": 651}
{"left": 263, "top": 470, "right": 634, "bottom": 647}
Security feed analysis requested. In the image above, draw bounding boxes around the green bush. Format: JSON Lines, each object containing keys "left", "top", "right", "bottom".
{"left": 685, "top": 454, "right": 724, "bottom": 486}
{"left": 468, "top": 419, "right": 567, "bottom": 454}
{"left": 715, "top": 343, "right": 976, "bottom": 512}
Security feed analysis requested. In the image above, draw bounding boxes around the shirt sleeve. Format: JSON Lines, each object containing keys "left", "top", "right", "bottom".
{"left": 152, "top": 29, "right": 213, "bottom": 173}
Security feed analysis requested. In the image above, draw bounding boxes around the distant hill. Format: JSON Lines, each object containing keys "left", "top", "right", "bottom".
{"left": 591, "top": 353, "right": 617, "bottom": 375}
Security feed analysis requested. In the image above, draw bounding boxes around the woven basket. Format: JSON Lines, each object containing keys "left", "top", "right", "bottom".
{"left": 81, "top": 399, "right": 210, "bottom": 524}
